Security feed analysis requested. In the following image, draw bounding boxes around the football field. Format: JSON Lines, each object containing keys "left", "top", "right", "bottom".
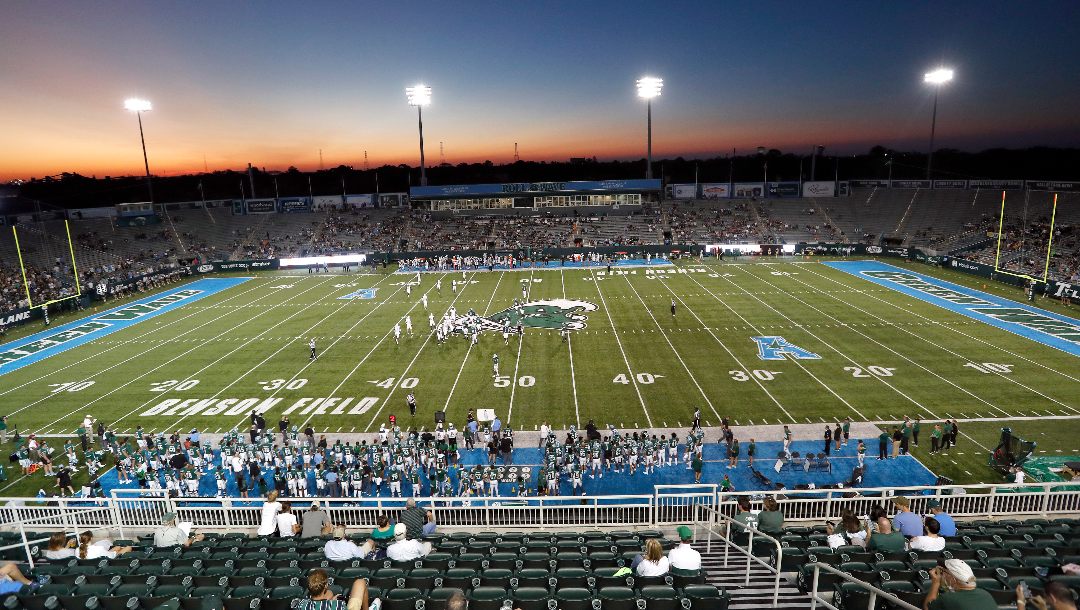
{"left": 2, "top": 258, "right": 1079, "bottom": 495}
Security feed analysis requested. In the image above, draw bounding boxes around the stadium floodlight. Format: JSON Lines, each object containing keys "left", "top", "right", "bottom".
{"left": 922, "top": 67, "right": 954, "bottom": 179}
{"left": 123, "top": 97, "right": 154, "bottom": 202}
{"left": 405, "top": 85, "right": 432, "bottom": 186}
{"left": 636, "top": 77, "right": 662, "bottom": 180}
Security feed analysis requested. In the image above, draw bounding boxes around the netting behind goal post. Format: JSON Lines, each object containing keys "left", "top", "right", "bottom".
{"left": 993, "top": 190, "right": 1059, "bottom": 284}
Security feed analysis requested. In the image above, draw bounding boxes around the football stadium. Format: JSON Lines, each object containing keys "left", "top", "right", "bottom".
{"left": 1, "top": 4, "right": 1080, "bottom": 610}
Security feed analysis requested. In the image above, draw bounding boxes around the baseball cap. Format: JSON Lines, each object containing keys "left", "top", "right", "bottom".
{"left": 676, "top": 525, "right": 693, "bottom": 540}
{"left": 160, "top": 512, "right": 176, "bottom": 524}
{"left": 926, "top": 499, "right": 941, "bottom": 509}
{"left": 310, "top": 501, "right": 320, "bottom": 510}
{"left": 892, "top": 496, "right": 910, "bottom": 508}
{"left": 393, "top": 523, "right": 407, "bottom": 539}
{"left": 944, "top": 558, "right": 974, "bottom": 584}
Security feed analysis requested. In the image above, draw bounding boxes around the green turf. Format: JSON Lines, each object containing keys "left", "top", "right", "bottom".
{"left": 1, "top": 259, "right": 1078, "bottom": 496}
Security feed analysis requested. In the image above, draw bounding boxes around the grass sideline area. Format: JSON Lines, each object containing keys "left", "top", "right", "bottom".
{"left": 0, "top": 258, "right": 1077, "bottom": 497}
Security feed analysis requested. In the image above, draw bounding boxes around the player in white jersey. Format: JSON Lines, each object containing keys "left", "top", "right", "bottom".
{"left": 422, "top": 293, "right": 428, "bottom": 310}
{"left": 393, "top": 323, "right": 401, "bottom": 344}
{"left": 436, "top": 278, "right": 442, "bottom": 293}
{"left": 406, "top": 284, "right": 412, "bottom": 296}
{"left": 452, "top": 281, "right": 458, "bottom": 294}
{"left": 309, "top": 338, "right": 317, "bottom": 360}
{"left": 429, "top": 312, "right": 436, "bottom": 330}
{"left": 522, "top": 283, "right": 528, "bottom": 300}
{"left": 492, "top": 353, "right": 500, "bottom": 377}
{"left": 405, "top": 316, "right": 413, "bottom": 336}
{"left": 502, "top": 320, "right": 511, "bottom": 345}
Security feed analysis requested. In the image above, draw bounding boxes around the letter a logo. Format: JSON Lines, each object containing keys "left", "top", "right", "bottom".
{"left": 752, "top": 336, "right": 821, "bottom": 361}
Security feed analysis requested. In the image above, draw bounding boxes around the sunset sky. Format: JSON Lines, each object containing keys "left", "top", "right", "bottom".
{"left": 1, "top": 1, "right": 1079, "bottom": 182}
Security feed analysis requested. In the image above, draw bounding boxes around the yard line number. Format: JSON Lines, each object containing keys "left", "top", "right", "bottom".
{"left": 495, "top": 375, "right": 535, "bottom": 388}
{"left": 49, "top": 381, "right": 96, "bottom": 393}
{"left": 963, "top": 362, "right": 1013, "bottom": 374}
{"left": 259, "top": 378, "right": 309, "bottom": 391}
{"left": 613, "top": 373, "right": 664, "bottom": 385}
{"left": 729, "top": 370, "right": 781, "bottom": 382}
{"left": 150, "top": 379, "right": 201, "bottom": 392}
{"left": 372, "top": 377, "right": 419, "bottom": 389}
{"left": 844, "top": 365, "right": 896, "bottom": 378}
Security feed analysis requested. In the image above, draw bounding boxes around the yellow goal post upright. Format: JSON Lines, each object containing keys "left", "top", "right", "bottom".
{"left": 992, "top": 190, "right": 1059, "bottom": 285}
{"left": 10, "top": 219, "right": 82, "bottom": 311}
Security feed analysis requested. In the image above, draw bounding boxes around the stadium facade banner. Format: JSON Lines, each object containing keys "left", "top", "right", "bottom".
{"left": 277, "top": 197, "right": 312, "bottom": 213}
{"left": 801, "top": 181, "right": 836, "bottom": 197}
{"left": 768, "top": 182, "right": 801, "bottom": 198}
{"left": 231, "top": 200, "right": 245, "bottom": 215}
{"left": 410, "top": 179, "right": 661, "bottom": 198}
{"left": 849, "top": 179, "right": 890, "bottom": 188}
{"left": 732, "top": 182, "right": 764, "bottom": 198}
{"left": 672, "top": 184, "right": 697, "bottom": 199}
{"left": 114, "top": 215, "right": 161, "bottom": 227}
{"left": 700, "top": 183, "right": 730, "bottom": 199}
{"left": 0, "top": 306, "right": 36, "bottom": 331}
{"left": 345, "top": 194, "right": 375, "bottom": 208}
{"left": 933, "top": 180, "right": 968, "bottom": 189}
{"left": 890, "top": 179, "right": 933, "bottom": 189}
{"left": 244, "top": 198, "right": 277, "bottom": 214}
{"left": 1026, "top": 180, "right": 1080, "bottom": 191}
{"left": 191, "top": 259, "right": 279, "bottom": 273}
{"left": 968, "top": 179, "right": 1024, "bottom": 190}
{"left": 312, "top": 195, "right": 342, "bottom": 210}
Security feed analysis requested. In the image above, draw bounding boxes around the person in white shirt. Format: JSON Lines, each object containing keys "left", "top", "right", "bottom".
{"left": 75, "top": 531, "right": 132, "bottom": 560}
{"left": 323, "top": 526, "right": 377, "bottom": 562}
{"left": 668, "top": 526, "right": 702, "bottom": 571}
{"left": 257, "top": 490, "right": 281, "bottom": 537}
{"left": 276, "top": 502, "right": 301, "bottom": 537}
{"left": 908, "top": 517, "right": 946, "bottom": 552}
{"left": 386, "top": 523, "right": 431, "bottom": 562}
{"left": 44, "top": 533, "right": 76, "bottom": 560}
{"left": 539, "top": 423, "right": 550, "bottom": 448}
{"left": 635, "top": 539, "right": 670, "bottom": 577}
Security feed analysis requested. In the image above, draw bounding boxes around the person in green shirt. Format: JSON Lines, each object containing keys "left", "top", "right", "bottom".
{"left": 842, "top": 418, "right": 851, "bottom": 446}
{"left": 728, "top": 438, "right": 740, "bottom": 468}
{"left": 877, "top": 431, "right": 890, "bottom": 460}
{"left": 865, "top": 517, "right": 906, "bottom": 553}
{"left": 747, "top": 439, "right": 756, "bottom": 468}
{"left": 912, "top": 418, "right": 921, "bottom": 447}
{"left": 931, "top": 425, "right": 943, "bottom": 453}
{"left": 691, "top": 451, "right": 703, "bottom": 483}
{"left": 942, "top": 421, "right": 953, "bottom": 451}
{"left": 923, "top": 559, "right": 997, "bottom": 610}
{"left": 757, "top": 497, "right": 784, "bottom": 534}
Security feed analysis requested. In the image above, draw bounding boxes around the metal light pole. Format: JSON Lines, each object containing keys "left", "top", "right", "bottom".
{"left": 406, "top": 85, "right": 432, "bottom": 187}
{"left": 124, "top": 98, "right": 154, "bottom": 202}
{"left": 923, "top": 67, "right": 954, "bottom": 180}
{"left": 636, "top": 77, "right": 662, "bottom": 180}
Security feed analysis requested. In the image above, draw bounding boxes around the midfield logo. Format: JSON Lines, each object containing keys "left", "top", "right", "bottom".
{"left": 752, "top": 336, "right": 821, "bottom": 361}
{"left": 338, "top": 288, "right": 377, "bottom": 300}
{"left": 452, "top": 299, "right": 598, "bottom": 335}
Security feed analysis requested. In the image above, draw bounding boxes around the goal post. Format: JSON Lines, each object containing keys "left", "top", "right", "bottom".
{"left": 993, "top": 190, "right": 1059, "bottom": 284}
{"left": 10, "top": 219, "right": 82, "bottom": 310}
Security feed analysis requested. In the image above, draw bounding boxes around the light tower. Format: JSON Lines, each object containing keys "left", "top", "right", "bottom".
{"left": 405, "top": 84, "right": 432, "bottom": 186}
{"left": 123, "top": 98, "right": 154, "bottom": 202}
{"left": 636, "top": 76, "right": 663, "bottom": 180}
{"left": 923, "top": 67, "right": 954, "bottom": 179}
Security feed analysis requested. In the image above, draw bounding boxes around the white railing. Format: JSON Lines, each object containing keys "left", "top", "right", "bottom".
{"left": 0, "top": 505, "right": 117, "bottom": 567}
{"left": 697, "top": 504, "right": 784, "bottom": 607}
{"left": 808, "top": 562, "right": 920, "bottom": 610}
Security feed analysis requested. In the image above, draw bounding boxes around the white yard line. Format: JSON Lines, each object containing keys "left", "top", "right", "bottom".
{"left": 760, "top": 264, "right": 1017, "bottom": 417}
{"left": 0, "top": 278, "right": 275, "bottom": 399}
{"left": 589, "top": 270, "right": 653, "bottom": 427}
{"left": 38, "top": 277, "right": 340, "bottom": 431}
{"left": 437, "top": 272, "right": 505, "bottom": 416}
{"left": 506, "top": 269, "right": 534, "bottom": 425}
{"left": 560, "top": 270, "right": 581, "bottom": 427}
{"left": 684, "top": 269, "right": 869, "bottom": 421}
{"left": 622, "top": 274, "right": 720, "bottom": 422}
{"left": 652, "top": 273, "right": 795, "bottom": 422}
{"left": 802, "top": 263, "right": 1080, "bottom": 413}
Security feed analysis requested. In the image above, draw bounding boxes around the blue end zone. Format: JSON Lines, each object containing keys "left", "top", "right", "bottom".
{"left": 825, "top": 260, "right": 1080, "bottom": 358}
{"left": 396, "top": 258, "right": 674, "bottom": 273}
{"left": 95, "top": 438, "right": 935, "bottom": 500}
{"left": 0, "top": 277, "right": 251, "bottom": 376}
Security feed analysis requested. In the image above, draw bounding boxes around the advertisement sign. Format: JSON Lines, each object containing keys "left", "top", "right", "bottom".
{"left": 1026, "top": 180, "right": 1080, "bottom": 192}
{"left": 802, "top": 181, "right": 836, "bottom": 198}
{"left": 890, "top": 179, "right": 932, "bottom": 189}
{"left": 277, "top": 198, "right": 312, "bottom": 213}
{"left": 849, "top": 179, "right": 890, "bottom": 188}
{"left": 245, "top": 199, "right": 277, "bottom": 214}
{"left": 410, "top": 179, "right": 661, "bottom": 198}
{"left": 345, "top": 194, "right": 375, "bottom": 208}
{"left": 700, "top": 183, "right": 730, "bottom": 199}
{"left": 673, "top": 184, "right": 697, "bottom": 199}
{"left": 838, "top": 182, "right": 849, "bottom": 196}
{"left": 312, "top": 195, "right": 342, "bottom": 210}
{"left": 769, "top": 182, "right": 801, "bottom": 198}
{"left": 191, "top": 260, "right": 279, "bottom": 273}
{"left": 232, "top": 200, "right": 245, "bottom": 215}
{"left": 967, "top": 179, "right": 1023, "bottom": 190}
{"left": 0, "top": 307, "right": 35, "bottom": 331}
{"left": 732, "top": 183, "right": 764, "bottom": 198}
{"left": 933, "top": 180, "right": 968, "bottom": 189}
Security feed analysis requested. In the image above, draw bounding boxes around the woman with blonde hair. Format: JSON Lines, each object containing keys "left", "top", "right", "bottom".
{"left": 257, "top": 490, "right": 281, "bottom": 537}
{"left": 76, "top": 531, "right": 132, "bottom": 560}
{"left": 635, "top": 538, "right": 670, "bottom": 577}
{"left": 44, "top": 533, "right": 76, "bottom": 560}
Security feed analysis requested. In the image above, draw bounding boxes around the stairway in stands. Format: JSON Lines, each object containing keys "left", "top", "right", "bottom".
{"left": 699, "top": 542, "right": 813, "bottom": 609}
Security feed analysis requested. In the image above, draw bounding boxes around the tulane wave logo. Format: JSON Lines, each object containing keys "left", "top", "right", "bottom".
{"left": 450, "top": 299, "right": 598, "bottom": 335}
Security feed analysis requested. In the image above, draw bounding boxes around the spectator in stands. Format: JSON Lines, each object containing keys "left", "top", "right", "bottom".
{"left": 1017, "top": 580, "right": 1078, "bottom": 610}
{"left": 892, "top": 496, "right": 923, "bottom": 537}
{"left": 909, "top": 517, "right": 945, "bottom": 552}
{"left": 444, "top": 592, "right": 467, "bottom": 610}
{"left": 370, "top": 515, "right": 395, "bottom": 542}
{"left": 668, "top": 526, "right": 702, "bottom": 571}
{"left": 923, "top": 558, "right": 996, "bottom": 609}
{"left": 386, "top": 523, "right": 431, "bottom": 561}
{"left": 0, "top": 562, "right": 39, "bottom": 595}
{"left": 825, "top": 511, "right": 866, "bottom": 549}
{"left": 76, "top": 531, "right": 132, "bottom": 559}
{"left": 154, "top": 512, "right": 204, "bottom": 547}
{"left": 865, "top": 517, "right": 906, "bottom": 553}
{"left": 302, "top": 502, "right": 333, "bottom": 538}
{"left": 925, "top": 500, "right": 956, "bottom": 537}
{"left": 257, "top": 490, "right": 281, "bottom": 536}
{"left": 299, "top": 568, "right": 378, "bottom": 610}
{"left": 276, "top": 502, "right": 301, "bottom": 538}
{"left": 44, "top": 533, "right": 76, "bottom": 560}
{"left": 398, "top": 498, "right": 427, "bottom": 539}
{"left": 323, "top": 526, "right": 377, "bottom": 562}
{"left": 635, "top": 539, "right": 670, "bottom": 577}
{"left": 731, "top": 497, "right": 755, "bottom": 533}
{"left": 422, "top": 511, "right": 437, "bottom": 536}
{"left": 756, "top": 497, "right": 784, "bottom": 534}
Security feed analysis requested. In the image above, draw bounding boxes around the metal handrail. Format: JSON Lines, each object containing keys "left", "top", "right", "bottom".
{"left": 808, "top": 561, "right": 920, "bottom": 610}
{"left": 698, "top": 504, "right": 784, "bottom": 607}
